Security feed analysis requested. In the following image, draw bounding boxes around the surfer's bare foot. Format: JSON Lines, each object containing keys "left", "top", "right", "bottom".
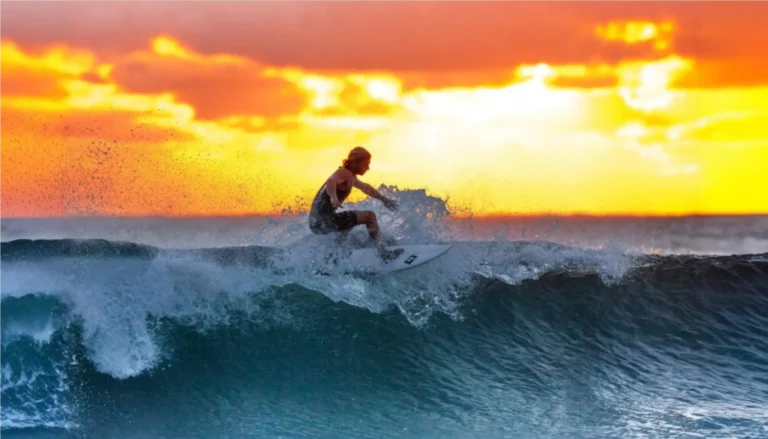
{"left": 378, "top": 247, "right": 404, "bottom": 262}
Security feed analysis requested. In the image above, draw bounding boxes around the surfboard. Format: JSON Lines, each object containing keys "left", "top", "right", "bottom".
{"left": 345, "top": 244, "right": 452, "bottom": 274}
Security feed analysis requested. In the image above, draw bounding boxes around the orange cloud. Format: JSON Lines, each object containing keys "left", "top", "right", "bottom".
{"left": 1, "top": 39, "right": 196, "bottom": 203}
{"left": 1, "top": 40, "right": 93, "bottom": 98}
{"left": 5, "top": 2, "right": 768, "bottom": 95}
{"left": 106, "top": 37, "right": 308, "bottom": 121}
{"left": 674, "top": 59, "right": 768, "bottom": 89}
{"left": 2, "top": 65, "right": 69, "bottom": 99}
{"left": 1, "top": 34, "right": 408, "bottom": 148}
{"left": 7, "top": 2, "right": 766, "bottom": 75}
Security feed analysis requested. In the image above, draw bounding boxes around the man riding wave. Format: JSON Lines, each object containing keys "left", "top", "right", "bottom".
{"left": 308, "top": 146, "right": 403, "bottom": 261}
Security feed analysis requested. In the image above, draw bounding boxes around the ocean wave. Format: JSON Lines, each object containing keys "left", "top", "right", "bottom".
{"left": 2, "top": 237, "right": 768, "bottom": 437}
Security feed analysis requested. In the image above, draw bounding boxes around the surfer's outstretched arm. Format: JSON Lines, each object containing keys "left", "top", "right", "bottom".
{"left": 354, "top": 180, "right": 398, "bottom": 211}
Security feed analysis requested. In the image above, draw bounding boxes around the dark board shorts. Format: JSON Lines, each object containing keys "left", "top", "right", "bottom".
{"left": 309, "top": 211, "right": 359, "bottom": 234}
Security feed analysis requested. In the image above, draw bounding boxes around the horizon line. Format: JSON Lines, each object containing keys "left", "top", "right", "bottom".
{"left": 2, "top": 212, "right": 767, "bottom": 221}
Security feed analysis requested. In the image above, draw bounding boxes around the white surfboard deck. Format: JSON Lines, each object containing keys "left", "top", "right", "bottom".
{"left": 345, "top": 244, "right": 452, "bottom": 274}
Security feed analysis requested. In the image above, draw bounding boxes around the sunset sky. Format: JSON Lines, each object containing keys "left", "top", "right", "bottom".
{"left": 2, "top": 1, "right": 767, "bottom": 217}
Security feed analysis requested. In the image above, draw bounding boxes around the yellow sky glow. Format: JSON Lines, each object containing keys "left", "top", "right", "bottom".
{"left": 2, "top": 14, "right": 767, "bottom": 217}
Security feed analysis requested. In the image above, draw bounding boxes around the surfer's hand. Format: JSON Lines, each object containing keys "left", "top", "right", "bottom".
{"left": 382, "top": 197, "right": 399, "bottom": 211}
{"left": 332, "top": 199, "right": 342, "bottom": 209}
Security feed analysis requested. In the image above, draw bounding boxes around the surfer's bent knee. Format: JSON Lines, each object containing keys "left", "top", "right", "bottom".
{"left": 356, "top": 210, "right": 378, "bottom": 225}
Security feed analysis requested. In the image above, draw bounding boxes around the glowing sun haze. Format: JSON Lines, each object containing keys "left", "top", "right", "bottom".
{"left": 2, "top": 1, "right": 767, "bottom": 217}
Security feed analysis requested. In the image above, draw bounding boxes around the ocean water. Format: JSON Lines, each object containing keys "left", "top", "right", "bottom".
{"left": 2, "top": 190, "right": 768, "bottom": 439}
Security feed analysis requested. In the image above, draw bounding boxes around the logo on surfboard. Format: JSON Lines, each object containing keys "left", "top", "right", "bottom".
{"left": 404, "top": 255, "right": 418, "bottom": 264}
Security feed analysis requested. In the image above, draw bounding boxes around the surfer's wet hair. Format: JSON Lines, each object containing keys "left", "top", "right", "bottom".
{"left": 343, "top": 146, "right": 371, "bottom": 169}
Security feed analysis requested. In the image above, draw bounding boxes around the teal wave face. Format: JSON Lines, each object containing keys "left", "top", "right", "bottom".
{"left": 2, "top": 239, "right": 768, "bottom": 438}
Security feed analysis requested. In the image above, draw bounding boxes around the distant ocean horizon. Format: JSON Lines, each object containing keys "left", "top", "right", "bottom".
{"left": 3, "top": 212, "right": 766, "bottom": 256}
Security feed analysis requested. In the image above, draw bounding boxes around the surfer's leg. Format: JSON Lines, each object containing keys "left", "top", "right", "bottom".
{"left": 356, "top": 211, "right": 402, "bottom": 261}
{"left": 355, "top": 211, "right": 380, "bottom": 240}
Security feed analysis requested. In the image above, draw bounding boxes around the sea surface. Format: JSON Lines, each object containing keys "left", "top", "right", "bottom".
{"left": 2, "top": 190, "right": 768, "bottom": 438}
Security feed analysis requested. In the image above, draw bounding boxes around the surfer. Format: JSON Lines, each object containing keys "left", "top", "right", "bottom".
{"left": 308, "top": 146, "right": 404, "bottom": 262}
